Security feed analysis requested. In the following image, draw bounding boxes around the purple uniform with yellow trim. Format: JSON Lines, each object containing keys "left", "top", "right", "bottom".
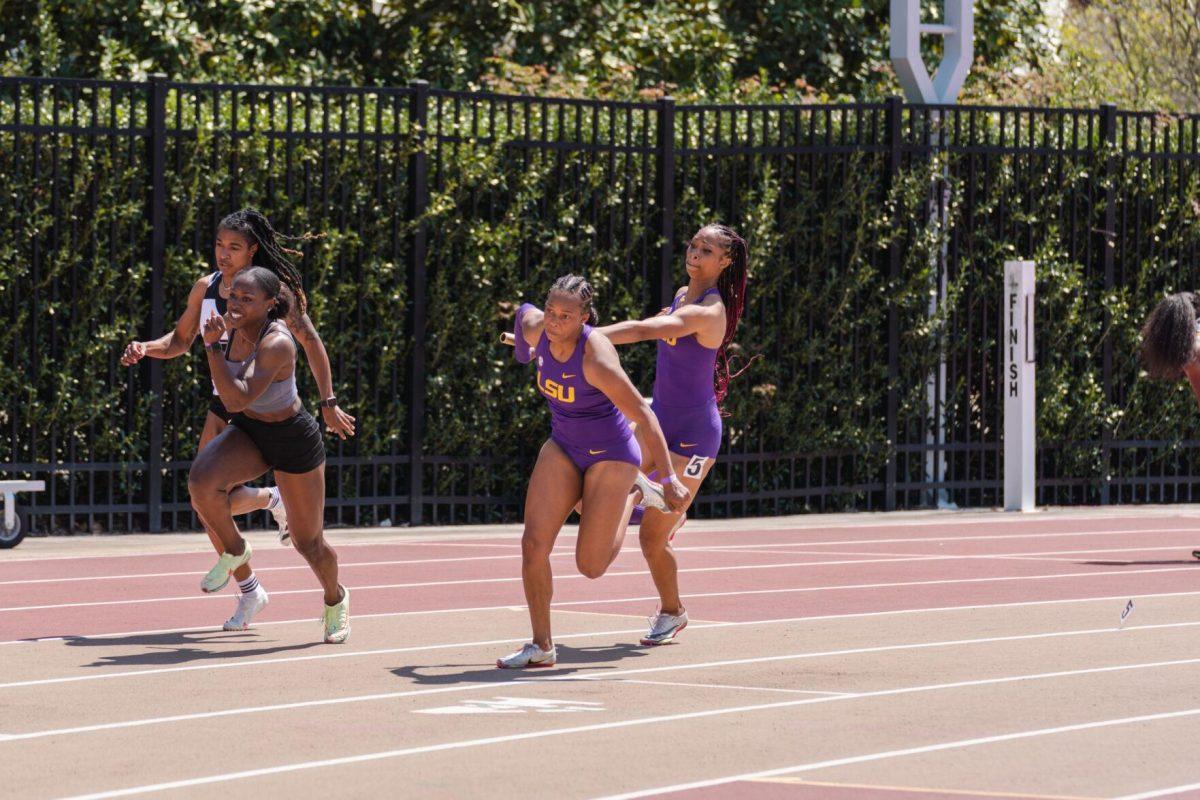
{"left": 534, "top": 323, "right": 642, "bottom": 473}
{"left": 652, "top": 287, "right": 723, "bottom": 459}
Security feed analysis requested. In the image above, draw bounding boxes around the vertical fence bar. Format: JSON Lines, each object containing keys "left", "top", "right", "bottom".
{"left": 407, "top": 80, "right": 430, "bottom": 526}
{"left": 146, "top": 74, "right": 167, "bottom": 533}
{"left": 885, "top": 96, "right": 903, "bottom": 511}
{"left": 656, "top": 97, "right": 676, "bottom": 312}
{"left": 1099, "top": 103, "right": 1117, "bottom": 505}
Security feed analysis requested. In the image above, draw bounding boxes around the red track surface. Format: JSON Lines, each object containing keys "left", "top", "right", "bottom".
{"left": 5, "top": 511, "right": 1200, "bottom": 799}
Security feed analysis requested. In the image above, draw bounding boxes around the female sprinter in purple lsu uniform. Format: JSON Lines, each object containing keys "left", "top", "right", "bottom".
{"left": 498, "top": 275, "right": 690, "bottom": 669}
{"left": 597, "top": 223, "right": 751, "bottom": 645}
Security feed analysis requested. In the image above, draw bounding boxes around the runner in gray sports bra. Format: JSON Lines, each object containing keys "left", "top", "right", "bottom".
{"left": 192, "top": 266, "right": 349, "bottom": 644}
{"left": 219, "top": 319, "right": 299, "bottom": 415}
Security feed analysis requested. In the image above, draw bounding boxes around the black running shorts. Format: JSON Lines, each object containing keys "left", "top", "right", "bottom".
{"left": 230, "top": 410, "right": 326, "bottom": 474}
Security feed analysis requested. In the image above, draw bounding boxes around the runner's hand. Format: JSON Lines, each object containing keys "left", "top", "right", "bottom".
{"left": 664, "top": 480, "right": 690, "bottom": 513}
{"left": 202, "top": 312, "right": 227, "bottom": 346}
{"left": 321, "top": 405, "right": 356, "bottom": 439}
{"left": 121, "top": 341, "right": 146, "bottom": 366}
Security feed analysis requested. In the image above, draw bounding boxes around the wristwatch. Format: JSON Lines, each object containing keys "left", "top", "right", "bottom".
{"left": 318, "top": 396, "right": 338, "bottom": 409}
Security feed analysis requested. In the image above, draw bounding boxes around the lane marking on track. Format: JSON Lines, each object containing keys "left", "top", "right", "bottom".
{"left": 4, "top": 541, "right": 1196, "bottom": 589}
{"left": 0, "top": 547, "right": 938, "bottom": 587}
{"left": 749, "top": 778, "right": 1100, "bottom": 800}
{"left": 1114, "top": 780, "right": 1200, "bottom": 799}
{"left": 613, "top": 679, "right": 853, "bottom": 696}
{"left": 0, "top": 554, "right": 530, "bottom": 586}
{"left": 3, "top": 616, "right": 1200, "bottom": 705}
{"left": 8, "top": 588, "right": 1200, "bottom": 649}
{"left": 4, "top": 562, "right": 1197, "bottom": 614}
{"left": 55, "top": 670, "right": 1200, "bottom": 799}
{"left": 0, "top": 539, "right": 528, "bottom": 565}
{"left": 680, "top": 528, "right": 1200, "bottom": 549}
{"left": 6, "top": 521, "right": 1200, "bottom": 569}
{"left": 591, "top": 707, "right": 1200, "bottom": 800}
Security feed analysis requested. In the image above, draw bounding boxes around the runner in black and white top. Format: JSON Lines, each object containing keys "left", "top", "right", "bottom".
{"left": 121, "top": 209, "right": 354, "bottom": 631}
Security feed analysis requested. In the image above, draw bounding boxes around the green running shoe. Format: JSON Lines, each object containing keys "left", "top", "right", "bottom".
{"left": 323, "top": 585, "right": 350, "bottom": 644}
{"left": 200, "top": 541, "right": 253, "bottom": 594}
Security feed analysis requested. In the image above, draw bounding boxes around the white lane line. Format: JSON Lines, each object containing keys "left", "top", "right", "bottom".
{"left": 0, "top": 622, "right": 645, "bottom": 690}
{"left": 680, "top": 548, "right": 939, "bottom": 559}
{"left": 0, "top": 555, "right": 523, "bottom": 586}
{"left": 5, "top": 561, "right": 1196, "bottom": 615}
{"left": 0, "top": 539, "right": 527, "bottom": 565}
{"left": 0, "top": 550, "right": 941, "bottom": 588}
{"left": 591, "top": 706, "right": 1200, "bottom": 800}
{"left": 2, "top": 683, "right": 499, "bottom": 742}
{"left": 56, "top": 665, "right": 1200, "bottom": 799}
{"left": 6, "top": 541, "right": 1195, "bottom": 589}
{"left": 0, "top": 677, "right": 840, "bottom": 742}
{"left": 612, "top": 679, "right": 853, "bottom": 696}
{"left": 993, "top": 556, "right": 1109, "bottom": 564}
{"left": 0, "top": 550, "right": 625, "bottom": 587}
{"left": 5, "top": 613, "right": 1200, "bottom": 699}
{"left": 679, "top": 528, "right": 1200, "bottom": 549}
{"left": 3, "top": 552, "right": 999, "bottom": 611}
{"left": 8, "top": 585, "right": 1200, "bottom": 649}
{"left": 9, "top": 561, "right": 1200, "bottom": 618}
{"left": 3, "top": 660, "right": 868, "bottom": 743}
{"left": 1114, "top": 780, "right": 1200, "bottom": 800}
{"left": 7, "top": 521, "right": 1200, "bottom": 572}
{"left": 541, "top": 623, "right": 1200, "bottom": 684}
{"left": 749, "top": 778, "right": 1100, "bottom": 799}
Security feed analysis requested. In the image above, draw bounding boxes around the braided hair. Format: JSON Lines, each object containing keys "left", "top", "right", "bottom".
{"left": 218, "top": 209, "right": 317, "bottom": 316}
{"left": 701, "top": 224, "right": 753, "bottom": 408}
{"left": 547, "top": 274, "right": 596, "bottom": 323}
{"left": 1141, "top": 292, "right": 1200, "bottom": 379}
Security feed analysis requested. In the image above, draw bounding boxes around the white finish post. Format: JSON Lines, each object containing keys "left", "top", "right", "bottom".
{"left": 1004, "top": 261, "right": 1036, "bottom": 511}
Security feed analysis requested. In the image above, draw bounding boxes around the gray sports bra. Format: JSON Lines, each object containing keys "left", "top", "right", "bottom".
{"left": 220, "top": 319, "right": 299, "bottom": 414}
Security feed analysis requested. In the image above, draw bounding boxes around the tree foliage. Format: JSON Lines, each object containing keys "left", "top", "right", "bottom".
{"left": 972, "top": 0, "right": 1200, "bottom": 111}
{"left": 3, "top": 0, "right": 1049, "bottom": 101}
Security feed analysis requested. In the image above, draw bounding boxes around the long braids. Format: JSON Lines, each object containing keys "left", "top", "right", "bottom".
{"left": 705, "top": 224, "right": 754, "bottom": 410}
{"left": 218, "top": 208, "right": 318, "bottom": 316}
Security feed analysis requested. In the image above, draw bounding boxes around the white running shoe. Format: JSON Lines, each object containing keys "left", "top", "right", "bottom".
{"left": 633, "top": 473, "right": 669, "bottom": 513}
{"left": 496, "top": 642, "right": 557, "bottom": 669}
{"left": 641, "top": 609, "right": 688, "bottom": 646}
{"left": 268, "top": 487, "right": 290, "bottom": 547}
{"left": 223, "top": 586, "right": 269, "bottom": 631}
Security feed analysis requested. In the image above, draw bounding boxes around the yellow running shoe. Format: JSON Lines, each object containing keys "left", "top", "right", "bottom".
{"left": 323, "top": 585, "right": 350, "bottom": 644}
{"left": 200, "top": 541, "right": 253, "bottom": 594}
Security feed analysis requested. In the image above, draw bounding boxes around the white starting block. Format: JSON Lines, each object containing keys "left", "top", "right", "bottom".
{"left": 1, "top": 480, "right": 44, "bottom": 546}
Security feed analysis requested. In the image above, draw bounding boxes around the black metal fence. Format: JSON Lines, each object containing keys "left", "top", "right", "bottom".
{"left": 5, "top": 74, "right": 1200, "bottom": 533}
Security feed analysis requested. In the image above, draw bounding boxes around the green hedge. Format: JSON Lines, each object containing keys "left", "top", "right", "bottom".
{"left": 5, "top": 83, "right": 1200, "bottom": 530}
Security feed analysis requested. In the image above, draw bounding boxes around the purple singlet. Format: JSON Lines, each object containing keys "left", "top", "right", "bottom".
{"left": 534, "top": 324, "right": 641, "bottom": 472}
{"left": 651, "top": 287, "right": 724, "bottom": 459}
